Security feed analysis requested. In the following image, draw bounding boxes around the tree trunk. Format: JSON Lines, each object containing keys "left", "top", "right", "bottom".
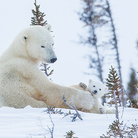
{"left": 106, "top": 0, "right": 122, "bottom": 84}
{"left": 91, "top": 25, "right": 103, "bottom": 83}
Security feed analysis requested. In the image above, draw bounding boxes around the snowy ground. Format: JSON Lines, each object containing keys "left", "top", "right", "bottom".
{"left": 0, "top": 106, "right": 137, "bottom": 138}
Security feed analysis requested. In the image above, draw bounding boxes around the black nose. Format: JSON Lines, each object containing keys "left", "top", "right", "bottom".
{"left": 50, "top": 58, "right": 57, "bottom": 63}
{"left": 93, "top": 90, "right": 97, "bottom": 94}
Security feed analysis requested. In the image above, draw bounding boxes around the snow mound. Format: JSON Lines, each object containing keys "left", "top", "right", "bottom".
{"left": 0, "top": 106, "right": 137, "bottom": 138}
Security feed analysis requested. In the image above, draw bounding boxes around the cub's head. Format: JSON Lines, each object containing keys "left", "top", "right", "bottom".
{"left": 87, "top": 79, "right": 108, "bottom": 98}
{"left": 21, "top": 24, "right": 57, "bottom": 64}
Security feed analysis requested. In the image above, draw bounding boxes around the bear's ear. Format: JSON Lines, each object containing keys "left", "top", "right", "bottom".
{"left": 89, "top": 79, "right": 93, "bottom": 83}
{"left": 45, "top": 24, "right": 52, "bottom": 32}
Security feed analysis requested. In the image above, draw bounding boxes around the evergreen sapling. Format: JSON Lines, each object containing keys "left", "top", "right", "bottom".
{"left": 31, "top": 0, "right": 54, "bottom": 77}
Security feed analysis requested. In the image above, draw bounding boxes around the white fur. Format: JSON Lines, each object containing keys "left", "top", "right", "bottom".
{"left": 0, "top": 25, "right": 95, "bottom": 112}
{"left": 87, "top": 79, "right": 115, "bottom": 114}
{"left": 72, "top": 79, "right": 115, "bottom": 114}
{"left": 88, "top": 79, "right": 108, "bottom": 98}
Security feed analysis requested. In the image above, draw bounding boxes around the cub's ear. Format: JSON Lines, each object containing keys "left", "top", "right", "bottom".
{"left": 21, "top": 34, "right": 28, "bottom": 43}
{"left": 89, "top": 79, "right": 93, "bottom": 83}
{"left": 45, "top": 24, "right": 52, "bottom": 32}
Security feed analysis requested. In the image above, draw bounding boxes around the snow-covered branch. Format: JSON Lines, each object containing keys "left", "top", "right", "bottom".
{"left": 47, "top": 112, "right": 54, "bottom": 138}
{"left": 62, "top": 93, "right": 83, "bottom": 122}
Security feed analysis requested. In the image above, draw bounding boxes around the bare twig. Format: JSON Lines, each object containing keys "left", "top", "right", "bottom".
{"left": 47, "top": 112, "right": 54, "bottom": 138}
{"left": 41, "top": 63, "right": 54, "bottom": 76}
{"left": 62, "top": 93, "right": 83, "bottom": 122}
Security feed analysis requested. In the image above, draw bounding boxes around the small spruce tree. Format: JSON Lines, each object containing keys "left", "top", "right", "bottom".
{"left": 102, "top": 67, "right": 138, "bottom": 138}
{"left": 64, "top": 130, "right": 78, "bottom": 138}
{"left": 105, "top": 66, "right": 125, "bottom": 120}
{"left": 31, "top": 0, "right": 47, "bottom": 26}
{"left": 106, "top": 66, "right": 124, "bottom": 106}
{"left": 127, "top": 68, "right": 138, "bottom": 108}
{"left": 30, "top": 0, "right": 53, "bottom": 77}
{"left": 127, "top": 68, "right": 138, "bottom": 100}
{"left": 101, "top": 120, "right": 138, "bottom": 138}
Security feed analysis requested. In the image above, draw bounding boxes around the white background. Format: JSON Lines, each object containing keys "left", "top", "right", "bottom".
{"left": 0, "top": 0, "right": 138, "bottom": 87}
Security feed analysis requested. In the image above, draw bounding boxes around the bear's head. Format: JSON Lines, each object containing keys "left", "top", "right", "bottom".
{"left": 87, "top": 79, "right": 108, "bottom": 98}
{"left": 20, "top": 24, "right": 57, "bottom": 64}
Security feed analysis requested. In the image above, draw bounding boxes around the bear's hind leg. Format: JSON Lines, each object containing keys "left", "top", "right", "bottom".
{"left": 1, "top": 92, "right": 47, "bottom": 108}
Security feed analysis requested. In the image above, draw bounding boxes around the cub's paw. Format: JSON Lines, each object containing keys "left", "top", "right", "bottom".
{"left": 79, "top": 82, "right": 87, "bottom": 90}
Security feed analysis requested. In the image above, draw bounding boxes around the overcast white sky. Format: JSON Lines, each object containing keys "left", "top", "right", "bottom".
{"left": 0, "top": 0, "right": 138, "bottom": 88}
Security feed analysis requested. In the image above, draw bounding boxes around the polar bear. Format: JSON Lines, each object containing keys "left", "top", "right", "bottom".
{"left": 0, "top": 25, "right": 95, "bottom": 112}
{"left": 72, "top": 79, "right": 115, "bottom": 114}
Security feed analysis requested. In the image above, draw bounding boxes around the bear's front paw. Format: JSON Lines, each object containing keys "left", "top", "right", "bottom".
{"left": 106, "top": 108, "right": 117, "bottom": 114}
{"left": 99, "top": 107, "right": 106, "bottom": 114}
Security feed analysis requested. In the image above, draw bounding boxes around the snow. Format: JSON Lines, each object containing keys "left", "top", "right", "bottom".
{"left": 1, "top": 0, "right": 138, "bottom": 88}
{"left": 0, "top": 1, "right": 138, "bottom": 137}
{"left": 0, "top": 106, "right": 137, "bottom": 138}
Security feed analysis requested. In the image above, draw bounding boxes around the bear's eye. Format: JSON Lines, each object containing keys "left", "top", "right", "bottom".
{"left": 24, "top": 36, "right": 27, "bottom": 40}
{"left": 93, "top": 85, "right": 95, "bottom": 87}
{"left": 52, "top": 43, "right": 54, "bottom": 48}
{"left": 41, "top": 46, "right": 45, "bottom": 48}
{"left": 99, "top": 88, "right": 101, "bottom": 91}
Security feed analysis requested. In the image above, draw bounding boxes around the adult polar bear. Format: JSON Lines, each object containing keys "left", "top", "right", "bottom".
{"left": 0, "top": 25, "right": 94, "bottom": 112}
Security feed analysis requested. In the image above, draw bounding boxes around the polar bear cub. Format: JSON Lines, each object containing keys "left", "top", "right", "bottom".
{"left": 87, "top": 79, "right": 107, "bottom": 98}
{"left": 72, "top": 79, "right": 115, "bottom": 114}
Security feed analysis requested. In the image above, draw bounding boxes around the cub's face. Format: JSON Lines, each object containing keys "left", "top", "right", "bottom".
{"left": 22, "top": 25, "right": 57, "bottom": 64}
{"left": 87, "top": 79, "right": 108, "bottom": 98}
